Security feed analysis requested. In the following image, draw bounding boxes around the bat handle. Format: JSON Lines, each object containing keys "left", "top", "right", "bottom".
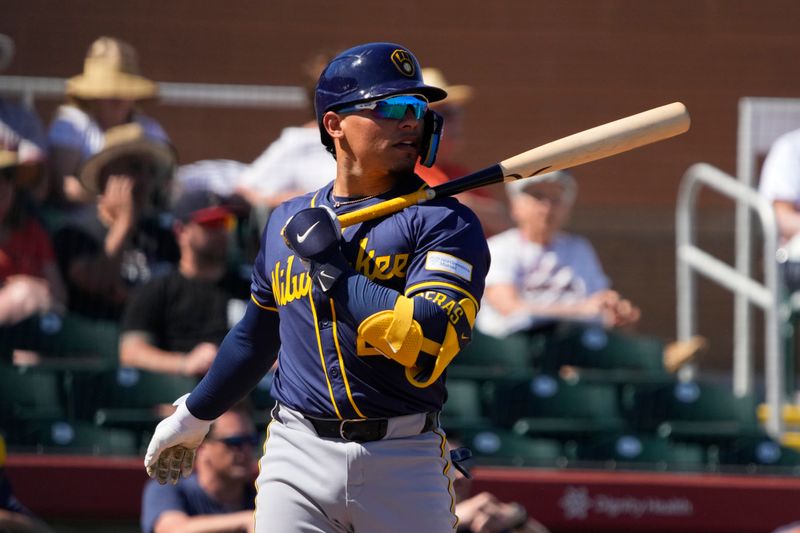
{"left": 338, "top": 189, "right": 432, "bottom": 228}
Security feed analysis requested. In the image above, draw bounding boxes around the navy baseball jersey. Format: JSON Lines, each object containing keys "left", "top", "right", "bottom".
{"left": 250, "top": 175, "right": 490, "bottom": 419}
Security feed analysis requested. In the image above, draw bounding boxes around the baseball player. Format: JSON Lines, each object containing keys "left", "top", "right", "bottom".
{"left": 144, "top": 42, "right": 490, "bottom": 532}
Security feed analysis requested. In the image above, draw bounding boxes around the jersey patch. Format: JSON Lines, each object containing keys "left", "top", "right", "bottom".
{"left": 425, "top": 251, "right": 473, "bottom": 282}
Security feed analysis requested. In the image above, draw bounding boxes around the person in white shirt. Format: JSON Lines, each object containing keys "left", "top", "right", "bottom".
{"left": 234, "top": 53, "right": 336, "bottom": 216}
{"left": 476, "top": 170, "right": 704, "bottom": 373}
{"left": 759, "top": 128, "right": 800, "bottom": 292}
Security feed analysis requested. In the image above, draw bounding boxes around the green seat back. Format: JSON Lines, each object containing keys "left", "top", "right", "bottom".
{"left": 542, "top": 325, "right": 665, "bottom": 374}
{"left": 0, "top": 364, "right": 65, "bottom": 423}
{"left": 458, "top": 426, "right": 563, "bottom": 467}
{"left": 18, "top": 420, "right": 139, "bottom": 456}
{"left": 484, "top": 376, "right": 626, "bottom": 438}
{"left": 455, "top": 330, "right": 533, "bottom": 369}
{"left": 576, "top": 432, "right": 707, "bottom": 471}
{"left": 625, "top": 382, "right": 759, "bottom": 440}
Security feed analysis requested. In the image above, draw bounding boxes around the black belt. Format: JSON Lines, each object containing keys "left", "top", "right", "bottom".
{"left": 275, "top": 404, "right": 438, "bottom": 443}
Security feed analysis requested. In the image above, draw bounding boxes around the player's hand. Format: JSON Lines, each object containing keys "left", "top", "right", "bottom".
{"left": 144, "top": 394, "right": 213, "bottom": 485}
{"left": 281, "top": 206, "right": 347, "bottom": 293}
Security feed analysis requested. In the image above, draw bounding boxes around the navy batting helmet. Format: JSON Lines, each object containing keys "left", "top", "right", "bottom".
{"left": 315, "top": 42, "right": 448, "bottom": 152}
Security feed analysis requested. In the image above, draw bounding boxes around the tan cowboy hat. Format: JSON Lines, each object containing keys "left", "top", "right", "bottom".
{"left": 78, "top": 123, "right": 176, "bottom": 194}
{"left": 66, "top": 36, "right": 158, "bottom": 101}
{"left": 421, "top": 68, "right": 474, "bottom": 106}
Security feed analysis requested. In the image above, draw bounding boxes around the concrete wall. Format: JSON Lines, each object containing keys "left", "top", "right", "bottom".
{"left": 6, "top": 1, "right": 800, "bottom": 370}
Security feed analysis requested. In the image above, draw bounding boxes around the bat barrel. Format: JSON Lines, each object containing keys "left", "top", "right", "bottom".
{"left": 499, "top": 102, "right": 690, "bottom": 180}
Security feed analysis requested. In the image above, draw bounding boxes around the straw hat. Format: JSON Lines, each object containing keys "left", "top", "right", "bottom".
{"left": 421, "top": 68, "right": 474, "bottom": 106}
{"left": 78, "top": 123, "right": 175, "bottom": 194}
{"left": 66, "top": 36, "right": 158, "bottom": 101}
{"left": 0, "top": 34, "right": 14, "bottom": 72}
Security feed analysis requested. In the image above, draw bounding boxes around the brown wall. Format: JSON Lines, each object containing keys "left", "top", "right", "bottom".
{"left": 6, "top": 0, "right": 800, "bottom": 370}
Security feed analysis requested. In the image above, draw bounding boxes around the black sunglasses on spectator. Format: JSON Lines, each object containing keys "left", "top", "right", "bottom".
{"left": 208, "top": 433, "right": 259, "bottom": 449}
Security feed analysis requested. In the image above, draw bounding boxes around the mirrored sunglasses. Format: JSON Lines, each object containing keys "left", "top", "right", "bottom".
{"left": 211, "top": 433, "right": 260, "bottom": 448}
{"left": 338, "top": 94, "right": 428, "bottom": 120}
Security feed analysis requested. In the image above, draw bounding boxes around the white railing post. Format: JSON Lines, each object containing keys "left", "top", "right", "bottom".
{"left": 676, "top": 163, "right": 784, "bottom": 438}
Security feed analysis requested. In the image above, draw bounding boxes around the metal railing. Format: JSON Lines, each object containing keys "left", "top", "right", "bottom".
{"left": 676, "top": 162, "right": 785, "bottom": 437}
{"left": 0, "top": 75, "right": 307, "bottom": 109}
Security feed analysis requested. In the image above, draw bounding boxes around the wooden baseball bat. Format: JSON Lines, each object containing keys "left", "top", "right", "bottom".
{"left": 338, "top": 101, "right": 690, "bottom": 228}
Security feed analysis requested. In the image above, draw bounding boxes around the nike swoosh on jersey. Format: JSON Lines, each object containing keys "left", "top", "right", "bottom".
{"left": 317, "top": 270, "right": 336, "bottom": 292}
{"left": 296, "top": 221, "right": 320, "bottom": 243}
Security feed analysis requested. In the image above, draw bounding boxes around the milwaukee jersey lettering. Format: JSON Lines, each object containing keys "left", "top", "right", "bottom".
{"left": 250, "top": 176, "right": 490, "bottom": 418}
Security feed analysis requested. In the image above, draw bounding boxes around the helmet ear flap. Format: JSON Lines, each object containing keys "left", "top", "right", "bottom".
{"left": 419, "top": 109, "right": 444, "bottom": 168}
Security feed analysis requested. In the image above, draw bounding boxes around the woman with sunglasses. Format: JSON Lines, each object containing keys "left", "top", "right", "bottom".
{"left": 146, "top": 43, "right": 491, "bottom": 533}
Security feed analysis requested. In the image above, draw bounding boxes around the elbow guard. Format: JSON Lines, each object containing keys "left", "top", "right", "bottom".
{"left": 357, "top": 292, "right": 477, "bottom": 388}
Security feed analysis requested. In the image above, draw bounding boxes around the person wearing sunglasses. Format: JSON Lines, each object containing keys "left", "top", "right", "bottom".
{"left": 119, "top": 188, "right": 250, "bottom": 378}
{"left": 141, "top": 403, "right": 258, "bottom": 533}
{"left": 145, "top": 42, "right": 490, "bottom": 533}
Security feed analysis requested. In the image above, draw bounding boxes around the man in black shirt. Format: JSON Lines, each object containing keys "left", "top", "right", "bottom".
{"left": 119, "top": 189, "right": 249, "bottom": 377}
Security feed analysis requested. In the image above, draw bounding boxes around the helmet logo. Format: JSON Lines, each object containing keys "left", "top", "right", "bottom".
{"left": 390, "top": 49, "right": 415, "bottom": 78}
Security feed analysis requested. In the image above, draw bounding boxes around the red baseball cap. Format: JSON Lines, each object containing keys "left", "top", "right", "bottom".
{"left": 172, "top": 189, "right": 233, "bottom": 227}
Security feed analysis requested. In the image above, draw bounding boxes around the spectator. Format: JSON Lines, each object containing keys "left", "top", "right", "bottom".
{"left": 0, "top": 150, "right": 66, "bottom": 325}
{"left": 47, "top": 36, "right": 168, "bottom": 206}
{"left": 234, "top": 52, "right": 336, "bottom": 216}
{"left": 0, "top": 34, "right": 48, "bottom": 203}
{"left": 140, "top": 404, "right": 258, "bottom": 533}
{"left": 476, "top": 170, "right": 705, "bottom": 373}
{"left": 415, "top": 67, "right": 513, "bottom": 237}
{"left": 53, "top": 122, "right": 178, "bottom": 321}
{"left": 120, "top": 189, "right": 250, "bottom": 377}
{"left": 0, "top": 434, "right": 56, "bottom": 533}
{"left": 758, "top": 127, "right": 800, "bottom": 292}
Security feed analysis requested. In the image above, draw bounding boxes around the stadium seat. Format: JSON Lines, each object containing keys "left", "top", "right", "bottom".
{"left": 454, "top": 330, "right": 536, "bottom": 370}
{"left": 716, "top": 435, "right": 800, "bottom": 473}
{"left": 0, "top": 313, "right": 119, "bottom": 364}
{"left": 13, "top": 420, "right": 139, "bottom": 456}
{"left": 73, "top": 367, "right": 197, "bottom": 432}
{"left": 575, "top": 432, "right": 708, "bottom": 472}
{"left": 483, "top": 375, "right": 627, "bottom": 439}
{"left": 0, "top": 364, "right": 66, "bottom": 425}
{"left": 456, "top": 426, "right": 564, "bottom": 467}
{"left": 539, "top": 324, "right": 667, "bottom": 376}
{"left": 623, "top": 381, "right": 760, "bottom": 443}
{"left": 441, "top": 378, "right": 494, "bottom": 432}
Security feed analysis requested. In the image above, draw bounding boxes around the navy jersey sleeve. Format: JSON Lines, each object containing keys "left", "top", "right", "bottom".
{"left": 403, "top": 199, "right": 491, "bottom": 306}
